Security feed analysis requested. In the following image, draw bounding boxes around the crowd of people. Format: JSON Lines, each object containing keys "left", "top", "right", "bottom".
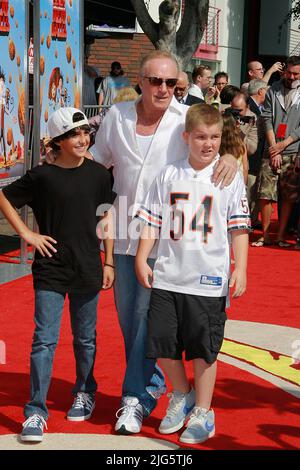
{"left": 85, "top": 55, "right": 300, "bottom": 250}
{"left": 0, "top": 50, "right": 299, "bottom": 446}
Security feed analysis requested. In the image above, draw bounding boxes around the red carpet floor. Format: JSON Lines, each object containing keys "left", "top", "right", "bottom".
{"left": 0, "top": 233, "right": 300, "bottom": 449}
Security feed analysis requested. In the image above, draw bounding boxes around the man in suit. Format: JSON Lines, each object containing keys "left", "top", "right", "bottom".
{"left": 248, "top": 79, "right": 268, "bottom": 116}
{"left": 174, "top": 71, "right": 204, "bottom": 105}
{"left": 247, "top": 79, "right": 268, "bottom": 228}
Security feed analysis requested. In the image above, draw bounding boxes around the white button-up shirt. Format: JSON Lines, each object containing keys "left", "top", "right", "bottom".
{"left": 188, "top": 83, "right": 205, "bottom": 101}
{"left": 90, "top": 96, "right": 189, "bottom": 256}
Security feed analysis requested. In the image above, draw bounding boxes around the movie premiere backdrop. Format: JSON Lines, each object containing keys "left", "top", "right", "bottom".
{"left": 39, "top": 0, "right": 81, "bottom": 144}
{"left": 0, "top": 0, "right": 27, "bottom": 188}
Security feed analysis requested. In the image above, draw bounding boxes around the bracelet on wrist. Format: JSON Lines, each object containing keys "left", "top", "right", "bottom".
{"left": 104, "top": 263, "right": 115, "bottom": 269}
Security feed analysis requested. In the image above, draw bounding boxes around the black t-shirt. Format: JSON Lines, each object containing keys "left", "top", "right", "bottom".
{"left": 3, "top": 159, "right": 115, "bottom": 294}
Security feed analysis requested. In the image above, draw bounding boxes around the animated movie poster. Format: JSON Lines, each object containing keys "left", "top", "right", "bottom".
{"left": 40, "top": 0, "right": 81, "bottom": 144}
{"left": 0, "top": 0, "right": 27, "bottom": 188}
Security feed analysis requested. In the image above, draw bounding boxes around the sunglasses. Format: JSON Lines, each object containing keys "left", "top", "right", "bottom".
{"left": 175, "top": 87, "right": 186, "bottom": 92}
{"left": 142, "top": 76, "right": 178, "bottom": 88}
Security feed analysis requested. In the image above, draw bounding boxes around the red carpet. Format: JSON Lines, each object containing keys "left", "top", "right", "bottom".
{"left": 0, "top": 238, "right": 300, "bottom": 449}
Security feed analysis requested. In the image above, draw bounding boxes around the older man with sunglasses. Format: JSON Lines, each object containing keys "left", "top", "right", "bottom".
{"left": 89, "top": 50, "right": 237, "bottom": 435}
{"left": 174, "top": 71, "right": 204, "bottom": 105}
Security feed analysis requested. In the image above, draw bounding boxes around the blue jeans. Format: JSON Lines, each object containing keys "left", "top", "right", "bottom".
{"left": 114, "top": 254, "right": 165, "bottom": 417}
{"left": 24, "top": 290, "right": 99, "bottom": 420}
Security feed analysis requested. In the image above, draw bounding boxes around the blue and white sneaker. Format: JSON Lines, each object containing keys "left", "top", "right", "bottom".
{"left": 159, "top": 388, "right": 195, "bottom": 434}
{"left": 67, "top": 392, "right": 95, "bottom": 421}
{"left": 21, "top": 414, "right": 47, "bottom": 442}
{"left": 179, "top": 407, "right": 215, "bottom": 444}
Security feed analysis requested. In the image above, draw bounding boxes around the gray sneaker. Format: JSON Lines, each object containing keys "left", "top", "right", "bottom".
{"left": 115, "top": 397, "right": 144, "bottom": 434}
{"left": 67, "top": 392, "right": 95, "bottom": 421}
{"left": 179, "top": 407, "right": 215, "bottom": 444}
{"left": 159, "top": 388, "right": 195, "bottom": 434}
{"left": 20, "top": 414, "right": 47, "bottom": 442}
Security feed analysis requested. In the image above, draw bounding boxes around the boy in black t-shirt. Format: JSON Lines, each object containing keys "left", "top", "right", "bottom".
{"left": 0, "top": 107, "right": 115, "bottom": 442}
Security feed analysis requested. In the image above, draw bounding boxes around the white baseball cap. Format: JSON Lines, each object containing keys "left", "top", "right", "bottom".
{"left": 47, "top": 107, "right": 89, "bottom": 138}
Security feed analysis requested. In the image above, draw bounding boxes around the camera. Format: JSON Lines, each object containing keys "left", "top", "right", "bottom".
{"left": 223, "top": 107, "right": 255, "bottom": 125}
{"left": 239, "top": 115, "right": 255, "bottom": 125}
{"left": 223, "top": 107, "right": 240, "bottom": 120}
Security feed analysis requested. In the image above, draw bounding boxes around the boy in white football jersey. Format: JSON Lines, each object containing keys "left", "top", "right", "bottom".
{"left": 135, "top": 104, "right": 251, "bottom": 444}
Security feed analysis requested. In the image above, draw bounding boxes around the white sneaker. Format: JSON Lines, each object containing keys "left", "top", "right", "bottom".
{"left": 115, "top": 397, "right": 143, "bottom": 434}
{"left": 179, "top": 407, "right": 215, "bottom": 444}
{"left": 159, "top": 388, "right": 195, "bottom": 434}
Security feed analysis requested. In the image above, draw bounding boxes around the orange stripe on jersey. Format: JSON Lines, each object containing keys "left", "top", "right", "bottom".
{"left": 137, "top": 209, "right": 162, "bottom": 226}
{"left": 228, "top": 218, "right": 251, "bottom": 227}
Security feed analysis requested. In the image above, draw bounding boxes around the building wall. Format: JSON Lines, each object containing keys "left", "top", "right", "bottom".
{"left": 191, "top": 0, "right": 245, "bottom": 86}
{"left": 258, "top": 0, "right": 292, "bottom": 57}
{"left": 86, "top": 0, "right": 180, "bottom": 83}
{"left": 214, "top": 0, "right": 245, "bottom": 86}
{"left": 87, "top": 0, "right": 245, "bottom": 86}
{"left": 88, "top": 33, "right": 154, "bottom": 85}
{"left": 243, "top": 0, "right": 297, "bottom": 82}
{"left": 289, "top": 10, "right": 300, "bottom": 55}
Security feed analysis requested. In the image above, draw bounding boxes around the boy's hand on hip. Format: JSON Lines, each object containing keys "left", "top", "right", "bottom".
{"left": 22, "top": 230, "right": 57, "bottom": 257}
{"left": 230, "top": 268, "right": 247, "bottom": 298}
{"left": 102, "top": 265, "right": 114, "bottom": 289}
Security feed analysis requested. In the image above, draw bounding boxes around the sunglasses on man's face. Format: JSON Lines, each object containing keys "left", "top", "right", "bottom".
{"left": 142, "top": 76, "right": 178, "bottom": 88}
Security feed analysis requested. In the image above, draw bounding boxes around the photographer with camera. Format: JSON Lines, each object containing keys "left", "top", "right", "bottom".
{"left": 224, "top": 93, "right": 259, "bottom": 224}
{"left": 230, "top": 92, "right": 258, "bottom": 158}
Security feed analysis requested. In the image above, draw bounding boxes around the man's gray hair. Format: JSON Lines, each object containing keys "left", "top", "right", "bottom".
{"left": 139, "top": 50, "right": 181, "bottom": 74}
{"left": 248, "top": 79, "right": 268, "bottom": 96}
